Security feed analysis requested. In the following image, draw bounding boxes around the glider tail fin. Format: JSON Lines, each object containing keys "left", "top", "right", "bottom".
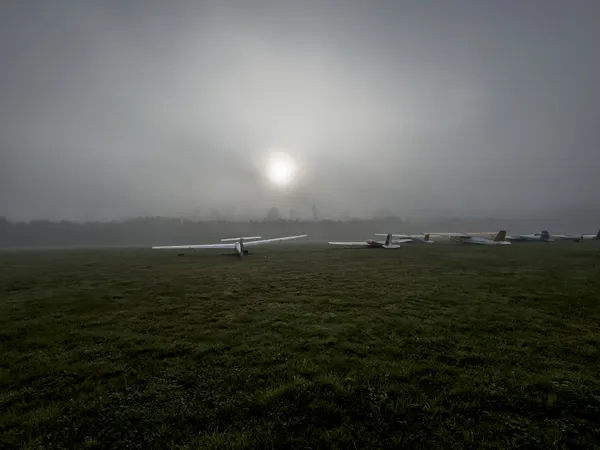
{"left": 493, "top": 230, "right": 507, "bottom": 242}
{"left": 221, "top": 236, "right": 262, "bottom": 242}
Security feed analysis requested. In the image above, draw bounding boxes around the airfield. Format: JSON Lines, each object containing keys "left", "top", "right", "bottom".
{"left": 1, "top": 241, "right": 599, "bottom": 448}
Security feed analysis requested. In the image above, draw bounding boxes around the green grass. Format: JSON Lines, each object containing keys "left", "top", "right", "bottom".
{"left": 1, "top": 243, "right": 599, "bottom": 449}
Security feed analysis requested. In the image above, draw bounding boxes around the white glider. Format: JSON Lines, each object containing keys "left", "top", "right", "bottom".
{"left": 554, "top": 229, "right": 600, "bottom": 242}
{"left": 328, "top": 233, "right": 412, "bottom": 249}
{"left": 375, "top": 233, "right": 434, "bottom": 244}
{"left": 506, "top": 230, "right": 553, "bottom": 242}
{"left": 152, "top": 235, "right": 307, "bottom": 257}
{"left": 428, "top": 230, "right": 511, "bottom": 245}
{"left": 554, "top": 233, "right": 583, "bottom": 242}
{"left": 582, "top": 229, "right": 600, "bottom": 240}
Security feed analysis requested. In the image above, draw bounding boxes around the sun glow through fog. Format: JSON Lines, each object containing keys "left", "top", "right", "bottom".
{"left": 266, "top": 151, "right": 298, "bottom": 187}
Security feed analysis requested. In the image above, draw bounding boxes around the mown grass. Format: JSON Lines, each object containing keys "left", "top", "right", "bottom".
{"left": 1, "top": 242, "right": 599, "bottom": 449}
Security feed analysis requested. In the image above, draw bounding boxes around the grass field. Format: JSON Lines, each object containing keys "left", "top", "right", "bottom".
{"left": 1, "top": 242, "right": 599, "bottom": 449}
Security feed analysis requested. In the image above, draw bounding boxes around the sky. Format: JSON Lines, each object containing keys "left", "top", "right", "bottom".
{"left": 1, "top": 0, "right": 599, "bottom": 221}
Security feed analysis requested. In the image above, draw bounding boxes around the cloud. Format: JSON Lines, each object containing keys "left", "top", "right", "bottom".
{"left": 1, "top": 0, "right": 599, "bottom": 221}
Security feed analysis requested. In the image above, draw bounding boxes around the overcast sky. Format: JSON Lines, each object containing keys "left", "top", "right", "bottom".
{"left": 1, "top": 0, "right": 599, "bottom": 221}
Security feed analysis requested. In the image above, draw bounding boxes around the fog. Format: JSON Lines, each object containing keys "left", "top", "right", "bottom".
{"left": 1, "top": 0, "right": 599, "bottom": 223}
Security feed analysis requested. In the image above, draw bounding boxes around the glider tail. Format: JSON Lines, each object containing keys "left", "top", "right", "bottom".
{"left": 221, "top": 236, "right": 262, "bottom": 242}
{"left": 493, "top": 230, "right": 507, "bottom": 242}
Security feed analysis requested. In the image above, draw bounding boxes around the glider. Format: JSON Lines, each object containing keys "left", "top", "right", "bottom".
{"left": 506, "top": 230, "right": 553, "bottom": 242}
{"left": 375, "top": 233, "right": 434, "bottom": 244}
{"left": 328, "top": 233, "right": 412, "bottom": 249}
{"left": 152, "top": 235, "right": 307, "bottom": 257}
{"left": 428, "top": 230, "right": 511, "bottom": 245}
{"left": 554, "top": 229, "right": 600, "bottom": 242}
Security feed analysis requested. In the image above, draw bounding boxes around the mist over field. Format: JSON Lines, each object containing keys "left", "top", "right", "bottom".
{"left": 1, "top": 213, "right": 599, "bottom": 248}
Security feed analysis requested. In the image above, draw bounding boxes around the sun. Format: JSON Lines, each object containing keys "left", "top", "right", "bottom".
{"left": 266, "top": 151, "right": 298, "bottom": 187}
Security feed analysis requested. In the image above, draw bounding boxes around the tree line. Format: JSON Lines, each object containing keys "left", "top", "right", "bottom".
{"left": 0, "top": 215, "right": 518, "bottom": 248}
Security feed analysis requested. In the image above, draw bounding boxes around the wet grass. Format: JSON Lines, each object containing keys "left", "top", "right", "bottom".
{"left": 1, "top": 242, "right": 599, "bottom": 449}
